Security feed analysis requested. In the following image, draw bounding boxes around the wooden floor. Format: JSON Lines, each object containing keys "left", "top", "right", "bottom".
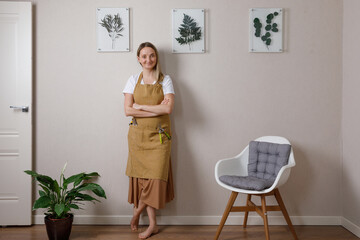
{"left": 0, "top": 225, "right": 358, "bottom": 240}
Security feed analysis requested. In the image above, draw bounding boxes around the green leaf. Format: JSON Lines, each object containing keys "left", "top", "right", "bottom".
{"left": 63, "top": 206, "right": 70, "bottom": 215}
{"left": 24, "top": 170, "right": 39, "bottom": 177}
{"left": 265, "top": 32, "right": 271, "bottom": 37}
{"left": 49, "top": 192, "right": 57, "bottom": 202}
{"left": 62, "top": 174, "right": 67, "bottom": 190}
{"left": 65, "top": 191, "right": 100, "bottom": 202}
{"left": 274, "top": 11, "right": 279, "bottom": 16}
{"left": 266, "top": 38, "right": 271, "bottom": 45}
{"left": 65, "top": 173, "right": 84, "bottom": 185}
{"left": 77, "top": 183, "right": 106, "bottom": 198}
{"left": 265, "top": 25, "right": 271, "bottom": 31}
{"left": 39, "top": 190, "right": 47, "bottom": 197}
{"left": 69, "top": 204, "right": 79, "bottom": 210}
{"left": 75, "top": 193, "right": 98, "bottom": 202}
{"left": 267, "top": 13, "right": 274, "bottom": 19}
{"left": 85, "top": 172, "right": 100, "bottom": 178}
{"left": 272, "top": 28, "right": 279, "bottom": 32}
{"left": 36, "top": 175, "right": 55, "bottom": 187}
{"left": 55, "top": 203, "right": 65, "bottom": 216}
{"left": 253, "top": 18, "right": 260, "bottom": 23}
{"left": 93, "top": 188, "right": 107, "bottom": 199}
{"left": 53, "top": 180, "right": 61, "bottom": 196}
{"left": 266, "top": 19, "right": 271, "bottom": 24}
{"left": 261, "top": 35, "right": 267, "bottom": 41}
{"left": 272, "top": 23, "right": 278, "bottom": 28}
{"left": 33, "top": 196, "right": 51, "bottom": 209}
{"left": 74, "top": 178, "right": 83, "bottom": 187}
{"left": 39, "top": 184, "right": 50, "bottom": 195}
{"left": 65, "top": 172, "right": 86, "bottom": 187}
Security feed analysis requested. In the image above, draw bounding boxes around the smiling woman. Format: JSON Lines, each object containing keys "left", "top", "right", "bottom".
{"left": 122, "top": 42, "right": 175, "bottom": 239}
{"left": 137, "top": 47, "right": 157, "bottom": 72}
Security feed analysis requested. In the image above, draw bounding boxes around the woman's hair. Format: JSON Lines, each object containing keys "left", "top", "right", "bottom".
{"left": 137, "top": 42, "right": 164, "bottom": 82}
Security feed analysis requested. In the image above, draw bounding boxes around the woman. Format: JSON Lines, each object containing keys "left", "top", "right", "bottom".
{"left": 123, "top": 42, "right": 175, "bottom": 239}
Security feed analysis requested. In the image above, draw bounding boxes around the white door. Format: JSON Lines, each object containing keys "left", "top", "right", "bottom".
{"left": 0, "top": 1, "right": 32, "bottom": 225}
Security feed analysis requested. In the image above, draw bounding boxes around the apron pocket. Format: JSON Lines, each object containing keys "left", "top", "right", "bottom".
{"left": 128, "top": 126, "right": 171, "bottom": 151}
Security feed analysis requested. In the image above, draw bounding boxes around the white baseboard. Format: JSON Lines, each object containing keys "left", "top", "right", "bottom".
{"left": 32, "top": 215, "right": 360, "bottom": 238}
{"left": 341, "top": 217, "right": 360, "bottom": 238}
{"left": 33, "top": 215, "right": 341, "bottom": 226}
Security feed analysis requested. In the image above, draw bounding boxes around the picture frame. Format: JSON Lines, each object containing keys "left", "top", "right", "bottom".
{"left": 249, "top": 8, "right": 283, "bottom": 53}
{"left": 172, "top": 8, "right": 205, "bottom": 53}
{"left": 96, "top": 8, "right": 129, "bottom": 52}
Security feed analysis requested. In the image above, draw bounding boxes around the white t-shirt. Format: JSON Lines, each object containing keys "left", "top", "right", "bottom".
{"left": 123, "top": 73, "right": 175, "bottom": 95}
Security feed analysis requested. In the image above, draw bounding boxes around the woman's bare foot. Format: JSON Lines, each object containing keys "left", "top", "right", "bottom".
{"left": 138, "top": 225, "right": 159, "bottom": 239}
{"left": 131, "top": 208, "right": 140, "bottom": 231}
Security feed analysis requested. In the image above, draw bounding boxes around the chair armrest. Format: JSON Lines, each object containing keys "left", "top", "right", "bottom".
{"left": 215, "top": 148, "right": 249, "bottom": 180}
{"left": 268, "top": 152, "right": 296, "bottom": 191}
{"left": 214, "top": 151, "right": 249, "bottom": 193}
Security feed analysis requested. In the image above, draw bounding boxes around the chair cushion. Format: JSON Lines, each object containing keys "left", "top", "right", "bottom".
{"left": 219, "top": 175, "right": 274, "bottom": 191}
{"left": 248, "top": 141, "right": 291, "bottom": 182}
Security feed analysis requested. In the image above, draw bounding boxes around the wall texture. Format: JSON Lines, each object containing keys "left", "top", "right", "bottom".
{"left": 342, "top": 0, "right": 360, "bottom": 231}
{"left": 31, "top": 0, "right": 345, "bottom": 223}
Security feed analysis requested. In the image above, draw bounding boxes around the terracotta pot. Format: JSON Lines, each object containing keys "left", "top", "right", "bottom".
{"left": 44, "top": 214, "right": 73, "bottom": 240}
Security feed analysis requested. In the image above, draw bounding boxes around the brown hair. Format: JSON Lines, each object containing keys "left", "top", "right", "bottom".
{"left": 137, "top": 42, "right": 164, "bottom": 82}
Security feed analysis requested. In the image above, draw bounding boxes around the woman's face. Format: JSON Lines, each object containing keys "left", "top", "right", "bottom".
{"left": 138, "top": 47, "right": 157, "bottom": 70}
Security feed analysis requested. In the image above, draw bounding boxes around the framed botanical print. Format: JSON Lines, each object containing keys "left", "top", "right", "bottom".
{"left": 249, "top": 8, "right": 283, "bottom": 53}
{"left": 97, "top": 8, "right": 129, "bottom": 52}
{"left": 172, "top": 9, "right": 205, "bottom": 53}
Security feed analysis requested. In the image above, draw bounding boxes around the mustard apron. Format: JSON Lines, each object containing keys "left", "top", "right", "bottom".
{"left": 126, "top": 72, "right": 171, "bottom": 182}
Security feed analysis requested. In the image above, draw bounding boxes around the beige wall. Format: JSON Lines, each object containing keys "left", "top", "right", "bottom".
{"left": 31, "top": 0, "right": 345, "bottom": 220}
{"left": 342, "top": 0, "right": 360, "bottom": 228}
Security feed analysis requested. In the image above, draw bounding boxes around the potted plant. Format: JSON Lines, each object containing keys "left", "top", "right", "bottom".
{"left": 25, "top": 163, "right": 107, "bottom": 240}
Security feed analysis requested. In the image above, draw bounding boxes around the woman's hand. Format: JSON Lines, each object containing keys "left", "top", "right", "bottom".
{"left": 161, "top": 98, "right": 170, "bottom": 105}
{"left": 132, "top": 98, "right": 168, "bottom": 111}
{"left": 133, "top": 103, "right": 142, "bottom": 110}
{"left": 124, "top": 93, "right": 158, "bottom": 117}
{"left": 137, "top": 94, "right": 174, "bottom": 115}
{"left": 126, "top": 94, "right": 174, "bottom": 116}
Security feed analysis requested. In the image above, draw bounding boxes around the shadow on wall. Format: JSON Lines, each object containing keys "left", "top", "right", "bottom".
{"left": 282, "top": 141, "right": 313, "bottom": 216}
{"left": 157, "top": 49, "right": 207, "bottom": 216}
{"left": 341, "top": 160, "right": 360, "bottom": 225}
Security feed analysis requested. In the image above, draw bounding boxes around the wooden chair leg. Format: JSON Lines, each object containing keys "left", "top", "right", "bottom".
{"left": 214, "top": 191, "right": 238, "bottom": 240}
{"left": 243, "top": 194, "right": 251, "bottom": 228}
{"left": 261, "top": 195, "right": 270, "bottom": 240}
{"left": 274, "top": 189, "right": 298, "bottom": 240}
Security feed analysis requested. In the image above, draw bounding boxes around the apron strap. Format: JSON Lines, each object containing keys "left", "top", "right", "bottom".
{"left": 134, "top": 72, "right": 143, "bottom": 96}
{"left": 135, "top": 71, "right": 164, "bottom": 90}
{"left": 135, "top": 72, "right": 143, "bottom": 88}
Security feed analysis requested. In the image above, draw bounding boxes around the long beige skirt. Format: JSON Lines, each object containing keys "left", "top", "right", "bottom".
{"left": 128, "top": 161, "right": 174, "bottom": 210}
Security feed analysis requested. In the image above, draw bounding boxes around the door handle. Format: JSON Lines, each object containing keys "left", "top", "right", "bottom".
{"left": 10, "top": 106, "right": 29, "bottom": 112}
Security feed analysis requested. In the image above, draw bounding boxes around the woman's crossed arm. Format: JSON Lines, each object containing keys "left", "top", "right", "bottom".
{"left": 124, "top": 93, "right": 174, "bottom": 117}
